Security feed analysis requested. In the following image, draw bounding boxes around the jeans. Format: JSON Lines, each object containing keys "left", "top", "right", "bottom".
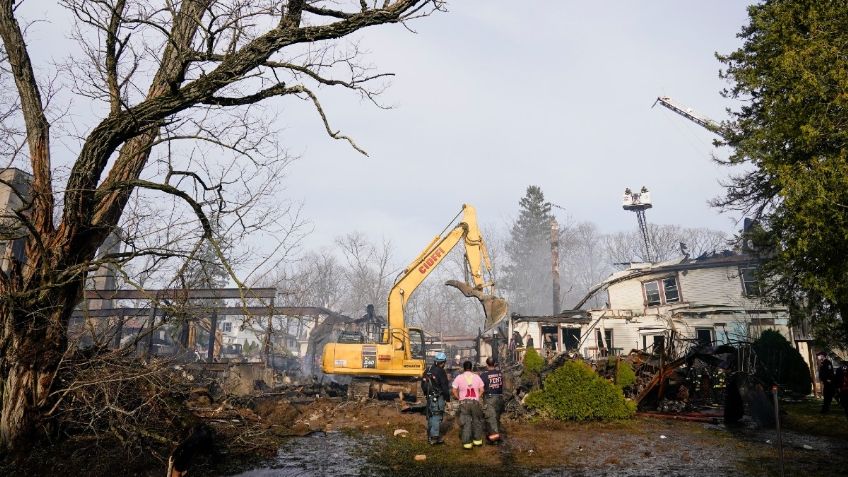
{"left": 427, "top": 395, "right": 445, "bottom": 439}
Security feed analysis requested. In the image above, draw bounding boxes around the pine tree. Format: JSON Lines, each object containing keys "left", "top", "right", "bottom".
{"left": 503, "top": 186, "right": 555, "bottom": 314}
{"left": 716, "top": 1, "right": 848, "bottom": 346}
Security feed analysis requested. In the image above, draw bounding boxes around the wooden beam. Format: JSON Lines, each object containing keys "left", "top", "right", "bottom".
{"left": 72, "top": 305, "right": 348, "bottom": 318}
{"left": 84, "top": 287, "right": 277, "bottom": 300}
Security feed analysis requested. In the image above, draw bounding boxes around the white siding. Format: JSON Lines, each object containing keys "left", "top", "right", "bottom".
{"left": 580, "top": 314, "right": 668, "bottom": 357}
{"left": 609, "top": 266, "right": 774, "bottom": 312}
{"left": 679, "top": 267, "right": 763, "bottom": 307}
{"left": 608, "top": 279, "right": 646, "bottom": 310}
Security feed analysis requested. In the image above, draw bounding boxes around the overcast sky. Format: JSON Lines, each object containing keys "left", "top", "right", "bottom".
{"left": 20, "top": 1, "right": 754, "bottom": 265}
{"left": 275, "top": 1, "right": 753, "bottom": 260}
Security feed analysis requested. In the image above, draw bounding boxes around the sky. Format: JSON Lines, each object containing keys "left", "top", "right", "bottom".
{"left": 17, "top": 1, "right": 754, "bottom": 265}
{"left": 274, "top": 1, "right": 753, "bottom": 260}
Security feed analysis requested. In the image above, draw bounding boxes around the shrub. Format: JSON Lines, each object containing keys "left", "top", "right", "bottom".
{"left": 752, "top": 330, "right": 812, "bottom": 395}
{"left": 614, "top": 359, "right": 636, "bottom": 390}
{"left": 524, "top": 360, "right": 636, "bottom": 420}
{"left": 523, "top": 346, "right": 544, "bottom": 374}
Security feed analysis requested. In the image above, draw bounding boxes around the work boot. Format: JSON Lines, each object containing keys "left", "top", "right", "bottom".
{"left": 462, "top": 442, "right": 473, "bottom": 449}
{"left": 429, "top": 437, "right": 444, "bottom": 446}
{"left": 487, "top": 433, "right": 500, "bottom": 443}
{"left": 472, "top": 439, "right": 483, "bottom": 447}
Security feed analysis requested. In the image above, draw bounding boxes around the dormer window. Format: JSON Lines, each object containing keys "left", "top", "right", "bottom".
{"left": 643, "top": 276, "right": 681, "bottom": 306}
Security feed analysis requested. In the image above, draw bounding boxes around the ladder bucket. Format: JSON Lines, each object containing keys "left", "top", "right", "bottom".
{"left": 445, "top": 280, "right": 509, "bottom": 329}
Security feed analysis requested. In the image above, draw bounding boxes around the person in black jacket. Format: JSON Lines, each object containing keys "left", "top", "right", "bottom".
{"left": 423, "top": 352, "right": 451, "bottom": 445}
{"left": 480, "top": 357, "right": 504, "bottom": 442}
{"left": 818, "top": 351, "right": 836, "bottom": 414}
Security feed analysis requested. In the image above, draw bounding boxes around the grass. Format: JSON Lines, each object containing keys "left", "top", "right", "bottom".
{"left": 364, "top": 432, "right": 516, "bottom": 477}
{"left": 780, "top": 398, "right": 848, "bottom": 439}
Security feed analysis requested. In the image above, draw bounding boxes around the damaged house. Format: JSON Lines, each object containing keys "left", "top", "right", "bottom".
{"left": 512, "top": 251, "right": 815, "bottom": 371}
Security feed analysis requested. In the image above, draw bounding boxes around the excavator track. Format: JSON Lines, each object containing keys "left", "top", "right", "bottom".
{"left": 346, "top": 377, "right": 419, "bottom": 402}
{"left": 348, "top": 378, "right": 373, "bottom": 401}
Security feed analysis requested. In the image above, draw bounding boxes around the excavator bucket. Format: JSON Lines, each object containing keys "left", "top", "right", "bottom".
{"left": 445, "top": 280, "right": 509, "bottom": 329}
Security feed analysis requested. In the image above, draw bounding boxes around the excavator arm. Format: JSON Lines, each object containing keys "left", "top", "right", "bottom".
{"left": 386, "top": 204, "right": 507, "bottom": 331}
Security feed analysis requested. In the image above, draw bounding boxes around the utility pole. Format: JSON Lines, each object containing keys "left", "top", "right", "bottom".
{"left": 551, "top": 218, "right": 561, "bottom": 315}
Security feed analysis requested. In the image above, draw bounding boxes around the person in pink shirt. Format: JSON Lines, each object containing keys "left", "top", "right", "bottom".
{"left": 451, "top": 360, "right": 485, "bottom": 449}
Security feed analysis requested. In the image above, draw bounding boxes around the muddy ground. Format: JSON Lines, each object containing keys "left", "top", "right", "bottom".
{"left": 5, "top": 397, "right": 847, "bottom": 476}
{"left": 228, "top": 397, "right": 848, "bottom": 476}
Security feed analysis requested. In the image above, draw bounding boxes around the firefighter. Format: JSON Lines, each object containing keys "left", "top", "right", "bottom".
{"left": 818, "top": 351, "right": 836, "bottom": 414}
{"left": 451, "top": 360, "right": 485, "bottom": 449}
{"left": 480, "top": 357, "right": 504, "bottom": 442}
{"left": 422, "top": 352, "right": 451, "bottom": 445}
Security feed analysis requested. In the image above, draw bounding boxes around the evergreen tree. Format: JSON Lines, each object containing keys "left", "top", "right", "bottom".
{"left": 503, "top": 186, "right": 555, "bottom": 314}
{"left": 716, "top": 1, "right": 848, "bottom": 346}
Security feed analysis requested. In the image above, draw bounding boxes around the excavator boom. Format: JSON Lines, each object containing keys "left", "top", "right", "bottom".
{"left": 386, "top": 204, "right": 507, "bottom": 330}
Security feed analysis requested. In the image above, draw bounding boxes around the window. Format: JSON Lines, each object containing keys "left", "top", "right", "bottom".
{"left": 563, "top": 328, "right": 580, "bottom": 351}
{"left": 644, "top": 281, "right": 662, "bottom": 306}
{"left": 642, "top": 334, "right": 665, "bottom": 354}
{"left": 662, "top": 277, "right": 679, "bottom": 303}
{"left": 219, "top": 321, "right": 232, "bottom": 333}
{"left": 695, "top": 328, "right": 713, "bottom": 347}
{"left": 409, "top": 329, "right": 425, "bottom": 360}
{"left": 642, "top": 276, "right": 681, "bottom": 306}
{"left": 739, "top": 266, "right": 761, "bottom": 296}
{"left": 595, "top": 329, "right": 613, "bottom": 350}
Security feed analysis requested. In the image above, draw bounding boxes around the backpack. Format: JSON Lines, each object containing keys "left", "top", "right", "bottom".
{"left": 421, "top": 370, "right": 439, "bottom": 398}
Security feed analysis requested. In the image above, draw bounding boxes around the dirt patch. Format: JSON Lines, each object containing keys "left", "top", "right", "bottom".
{"left": 359, "top": 412, "right": 848, "bottom": 477}
{"left": 6, "top": 395, "right": 848, "bottom": 477}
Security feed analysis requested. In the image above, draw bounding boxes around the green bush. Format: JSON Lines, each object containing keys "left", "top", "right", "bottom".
{"left": 524, "top": 360, "right": 636, "bottom": 420}
{"left": 523, "top": 346, "right": 544, "bottom": 374}
{"left": 521, "top": 346, "right": 545, "bottom": 389}
{"left": 752, "top": 330, "right": 812, "bottom": 395}
{"left": 614, "top": 359, "right": 636, "bottom": 390}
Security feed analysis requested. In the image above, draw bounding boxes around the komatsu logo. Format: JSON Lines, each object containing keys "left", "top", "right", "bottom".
{"left": 418, "top": 247, "right": 445, "bottom": 274}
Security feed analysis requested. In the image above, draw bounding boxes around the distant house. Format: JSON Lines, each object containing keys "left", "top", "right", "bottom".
{"left": 509, "top": 251, "right": 815, "bottom": 371}
{"left": 0, "top": 168, "right": 32, "bottom": 273}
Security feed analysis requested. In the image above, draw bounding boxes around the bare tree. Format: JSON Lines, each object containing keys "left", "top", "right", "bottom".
{"left": 0, "top": 0, "right": 442, "bottom": 452}
{"left": 277, "top": 249, "right": 347, "bottom": 310}
{"left": 560, "top": 221, "right": 613, "bottom": 309}
{"left": 604, "top": 224, "right": 730, "bottom": 264}
{"left": 335, "top": 231, "right": 394, "bottom": 316}
{"left": 406, "top": 277, "right": 481, "bottom": 336}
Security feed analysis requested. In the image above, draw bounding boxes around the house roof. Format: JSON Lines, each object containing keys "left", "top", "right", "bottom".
{"left": 573, "top": 251, "right": 760, "bottom": 310}
{"left": 512, "top": 310, "right": 591, "bottom": 325}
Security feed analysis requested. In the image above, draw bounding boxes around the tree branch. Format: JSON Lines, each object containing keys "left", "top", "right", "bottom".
{"left": 201, "top": 82, "right": 296, "bottom": 106}
{"left": 104, "top": 0, "right": 128, "bottom": 115}
{"left": 0, "top": 0, "right": 55, "bottom": 239}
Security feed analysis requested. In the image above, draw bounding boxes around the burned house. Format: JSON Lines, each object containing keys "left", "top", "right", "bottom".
{"left": 511, "top": 251, "right": 815, "bottom": 371}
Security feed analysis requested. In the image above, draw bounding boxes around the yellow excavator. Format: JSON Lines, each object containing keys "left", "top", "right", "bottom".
{"left": 321, "top": 204, "right": 508, "bottom": 399}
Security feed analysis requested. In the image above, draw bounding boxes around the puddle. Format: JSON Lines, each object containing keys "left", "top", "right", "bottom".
{"left": 231, "top": 432, "right": 386, "bottom": 477}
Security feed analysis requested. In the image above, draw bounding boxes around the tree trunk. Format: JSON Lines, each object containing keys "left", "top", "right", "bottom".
{"left": 1, "top": 362, "right": 44, "bottom": 453}
{"left": 0, "top": 293, "right": 74, "bottom": 453}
